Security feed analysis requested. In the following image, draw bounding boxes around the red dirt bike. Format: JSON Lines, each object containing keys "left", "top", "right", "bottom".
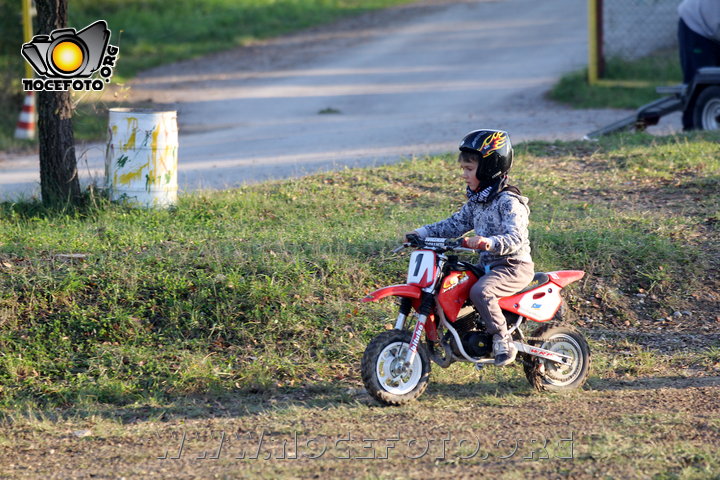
{"left": 361, "top": 235, "right": 590, "bottom": 405}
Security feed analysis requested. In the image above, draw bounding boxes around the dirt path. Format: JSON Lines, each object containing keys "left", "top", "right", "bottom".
{"left": 0, "top": 0, "right": 681, "bottom": 200}
{"left": 3, "top": 374, "right": 718, "bottom": 479}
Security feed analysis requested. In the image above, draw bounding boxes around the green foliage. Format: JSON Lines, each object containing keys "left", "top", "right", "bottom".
{"left": 0, "top": 54, "right": 29, "bottom": 152}
{"left": 0, "top": 1, "right": 23, "bottom": 56}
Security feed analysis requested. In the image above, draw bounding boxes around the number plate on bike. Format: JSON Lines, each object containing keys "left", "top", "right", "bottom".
{"left": 407, "top": 250, "right": 437, "bottom": 288}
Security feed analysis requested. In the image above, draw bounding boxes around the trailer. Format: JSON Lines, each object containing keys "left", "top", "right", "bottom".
{"left": 585, "top": 66, "right": 720, "bottom": 139}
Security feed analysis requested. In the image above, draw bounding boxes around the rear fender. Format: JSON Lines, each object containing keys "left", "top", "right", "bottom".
{"left": 547, "top": 270, "right": 585, "bottom": 288}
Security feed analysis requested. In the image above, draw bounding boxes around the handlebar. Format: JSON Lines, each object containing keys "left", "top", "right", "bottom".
{"left": 393, "top": 234, "right": 478, "bottom": 254}
{"left": 392, "top": 244, "right": 408, "bottom": 254}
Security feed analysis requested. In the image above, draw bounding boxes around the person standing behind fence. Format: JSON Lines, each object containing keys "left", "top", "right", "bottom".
{"left": 678, "top": 0, "right": 720, "bottom": 129}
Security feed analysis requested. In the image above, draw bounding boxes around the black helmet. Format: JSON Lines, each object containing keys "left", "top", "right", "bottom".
{"left": 459, "top": 129, "right": 513, "bottom": 183}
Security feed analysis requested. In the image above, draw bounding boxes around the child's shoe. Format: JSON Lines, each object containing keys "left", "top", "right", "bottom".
{"left": 493, "top": 334, "right": 517, "bottom": 367}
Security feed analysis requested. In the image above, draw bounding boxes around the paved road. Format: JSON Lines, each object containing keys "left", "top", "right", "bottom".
{"left": 0, "top": 0, "right": 680, "bottom": 200}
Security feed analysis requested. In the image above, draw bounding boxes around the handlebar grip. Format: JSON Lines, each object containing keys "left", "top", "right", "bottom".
{"left": 460, "top": 237, "right": 490, "bottom": 250}
{"left": 406, "top": 233, "right": 420, "bottom": 242}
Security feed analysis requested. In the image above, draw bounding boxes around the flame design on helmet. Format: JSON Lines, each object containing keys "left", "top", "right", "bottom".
{"left": 479, "top": 131, "right": 507, "bottom": 158}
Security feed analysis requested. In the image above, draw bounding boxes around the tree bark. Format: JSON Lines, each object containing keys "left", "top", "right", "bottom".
{"left": 35, "top": 0, "right": 81, "bottom": 206}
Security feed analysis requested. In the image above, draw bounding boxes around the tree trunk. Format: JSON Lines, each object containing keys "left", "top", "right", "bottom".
{"left": 35, "top": 0, "right": 81, "bottom": 206}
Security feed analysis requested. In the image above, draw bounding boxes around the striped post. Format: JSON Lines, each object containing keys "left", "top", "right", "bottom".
{"left": 14, "top": 91, "right": 36, "bottom": 140}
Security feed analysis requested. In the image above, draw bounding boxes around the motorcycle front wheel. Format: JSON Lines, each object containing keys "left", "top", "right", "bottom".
{"left": 523, "top": 325, "right": 590, "bottom": 393}
{"left": 361, "top": 330, "right": 431, "bottom": 406}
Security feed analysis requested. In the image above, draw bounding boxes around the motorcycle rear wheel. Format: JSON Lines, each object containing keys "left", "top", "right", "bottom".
{"left": 523, "top": 325, "right": 590, "bottom": 392}
{"left": 361, "top": 330, "right": 431, "bottom": 406}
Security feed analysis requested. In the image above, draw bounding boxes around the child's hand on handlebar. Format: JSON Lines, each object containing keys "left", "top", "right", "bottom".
{"left": 462, "top": 236, "right": 492, "bottom": 251}
{"left": 403, "top": 231, "right": 420, "bottom": 243}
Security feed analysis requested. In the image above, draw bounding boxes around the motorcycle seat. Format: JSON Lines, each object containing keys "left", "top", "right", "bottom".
{"left": 515, "top": 272, "right": 550, "bottom": 294}
{"left": 456, "top": 263, "right": 550, "bottom": 294}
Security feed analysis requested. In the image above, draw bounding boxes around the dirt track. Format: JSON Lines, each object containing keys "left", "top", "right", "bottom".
{"left": 3, "top": 373, "right": 719, "bottom": 479}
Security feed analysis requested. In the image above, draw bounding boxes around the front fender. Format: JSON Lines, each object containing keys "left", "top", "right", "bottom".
{"left": 361, "top": 284, "right": 422, "bottom": 303}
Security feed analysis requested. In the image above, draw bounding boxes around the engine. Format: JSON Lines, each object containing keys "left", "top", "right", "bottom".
{"left": 445, "top": 311, "right": 493, "bottom": 358}
{"left": 445, "top": 309, "right": 518, "bottom": 359}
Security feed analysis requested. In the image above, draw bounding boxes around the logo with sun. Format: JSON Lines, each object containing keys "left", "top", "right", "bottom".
{"left": 51, "top": 40, "right": 86, "bottom": 75}
{"left": 21, "top": 20, "right": 119, "bottom": 91}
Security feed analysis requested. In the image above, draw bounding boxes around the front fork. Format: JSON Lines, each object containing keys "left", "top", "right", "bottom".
{"left": 402, "top": 293, "right": 434, "bottom": 369}
{"left": 393, "top": 297, "right": 413, "bottom": 330}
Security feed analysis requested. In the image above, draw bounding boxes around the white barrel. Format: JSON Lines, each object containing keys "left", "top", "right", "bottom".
{"left": 105, "top": 108, "right": 178, "bottom": 208}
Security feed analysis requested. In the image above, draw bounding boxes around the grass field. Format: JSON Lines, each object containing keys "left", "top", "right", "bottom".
{"left": 1, "top": 131, "right": 718, "bottom": 407}
{"left": 549, "top": 48, "right": 683, "bottom": 109}
{"left": 1, "top": 131, "right": 719, "bottom": 478}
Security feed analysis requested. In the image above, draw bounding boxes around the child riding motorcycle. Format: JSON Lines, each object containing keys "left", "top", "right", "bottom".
{"left": 405, "top": 129, "right": 534, "bottom": 367}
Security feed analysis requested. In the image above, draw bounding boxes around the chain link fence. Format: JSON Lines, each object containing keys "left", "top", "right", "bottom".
{"left": 602, "top": 0, "right": 680, "bottom": 61}
{"left": 590, "top": 0, "right": 682, "bottom": 84}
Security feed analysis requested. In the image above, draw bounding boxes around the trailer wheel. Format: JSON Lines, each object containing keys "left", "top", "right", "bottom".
{"left": 692, "top": 86, "right": 720, "bottom": 130}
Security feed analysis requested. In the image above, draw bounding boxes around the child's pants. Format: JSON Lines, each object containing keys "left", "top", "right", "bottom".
{"left": 468, "top": 258, "right": 535, "bottom": 337}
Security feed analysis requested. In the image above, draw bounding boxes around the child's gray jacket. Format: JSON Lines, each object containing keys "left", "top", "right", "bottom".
{"left": 415, "top": 191, "right": 532, "bottom": 267}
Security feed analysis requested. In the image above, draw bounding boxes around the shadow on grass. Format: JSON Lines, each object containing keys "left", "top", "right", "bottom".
{"left": 0, "top": 188, "right": 113, "bottom": 221}
{"left": 1, "top": 376, "right": 538, "bottom": 426}
{"left": 2, "top": 383, "right": 352, "bottom": 425}
{"left": 519, "top": 130, "right": 720, "bottom": 159}
{"left": 587, "top": 375, "right": 720, "bottom": 392}
{"left": 5, "top": 373, "right": 720, "bottom": 428}
{"left": 424, "top": 377, "right": 534, "bottom": 400}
